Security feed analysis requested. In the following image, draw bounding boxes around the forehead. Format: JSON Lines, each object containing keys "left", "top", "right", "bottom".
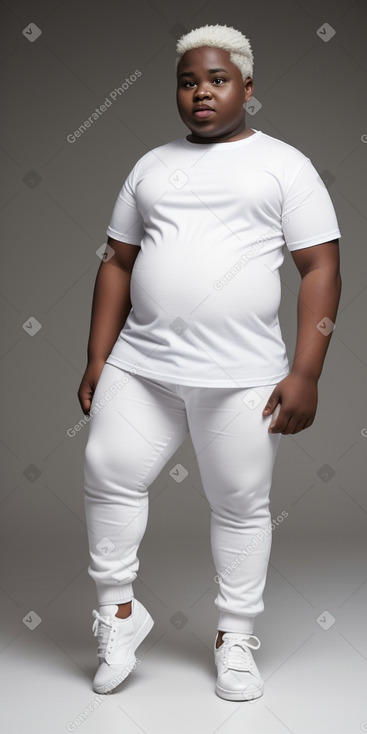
{"left": 177, "top": 46, "right": 233, "bottom": 75}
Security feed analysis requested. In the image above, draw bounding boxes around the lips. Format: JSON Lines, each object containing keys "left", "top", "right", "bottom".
{"left": 193, "top": 105, "right": 214, "bottom": 119}
{"left": 193, "top": 105, "right": 213, "bottom": 111}
{"left": 193, "top": 105, "right": 214, "bottom": 112}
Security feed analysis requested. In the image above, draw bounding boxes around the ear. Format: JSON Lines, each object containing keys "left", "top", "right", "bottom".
{"left": 243, "top": 76, "right": 253, "bottom": 102}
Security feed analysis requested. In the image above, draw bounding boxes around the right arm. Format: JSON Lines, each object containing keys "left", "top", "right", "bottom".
{"left": 77, "top": 237, "right": 140, "bottom": 415}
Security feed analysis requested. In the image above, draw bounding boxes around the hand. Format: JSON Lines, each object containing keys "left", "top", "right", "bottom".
{"left": 77, "top": 359, "right": 106, "bottom": 416}
{"left": 262, "top": 373, "right": 318, "bottom": 434}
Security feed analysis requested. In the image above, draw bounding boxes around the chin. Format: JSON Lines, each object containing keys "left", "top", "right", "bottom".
{"left": 190, "top": 127, "right": 217, "bottom": 136}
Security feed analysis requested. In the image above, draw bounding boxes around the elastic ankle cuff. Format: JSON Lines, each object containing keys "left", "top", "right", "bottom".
{"left": 217, "top": 611, "right": 255, "bottom": 635}
{"left": 96, "top": 582, "right": 134, "bottom": 606}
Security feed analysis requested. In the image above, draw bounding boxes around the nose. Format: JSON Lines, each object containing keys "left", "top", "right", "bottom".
{"left": 194, "top": 85, "right": 212, "bottom": 99}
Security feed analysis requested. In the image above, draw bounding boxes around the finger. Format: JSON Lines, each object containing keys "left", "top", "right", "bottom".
{"left": 270, "top": 411, "right": 291, "bottom": 434}
{"left": 282, "top": 414, "right": 302, "bottom": 434}
{"left": 269, "top": 403, "right": 290, "bottom": 433}
{"left": 269, "top": 417, "right": 288, "bottom": 433}
{"left": 284, "top": 418, "right": 302, "bottom": 434}
{"left": 293, "top": 419, "right": 307, "bottom": 433}
{"left": 268, "top": 402, "right": 281, "bottom": 427}
{"left": 263, "top": 390, "right": 279, "bottom": 415}
{"left": 81, "top": 396, "right": 91, "bottom": 415}
{"left": 293, "top": 415, "right": 314, "bottom": 433}
{"left": 296, "top": 416, "right": 313, "bottom": 433}
{"left": 281, "top": 414, "right": 305, "bottom": 434}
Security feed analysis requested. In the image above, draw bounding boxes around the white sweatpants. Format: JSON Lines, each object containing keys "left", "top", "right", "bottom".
{"left": 83, "top": 362, "right": 281, "bottom": 635}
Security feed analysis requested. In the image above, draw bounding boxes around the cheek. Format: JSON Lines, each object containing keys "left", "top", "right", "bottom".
{"left": 178, "top": 95, "right": 191, "bottom": 113}
{"left": 219, "top": 91, "right": 239, "bottom": 113}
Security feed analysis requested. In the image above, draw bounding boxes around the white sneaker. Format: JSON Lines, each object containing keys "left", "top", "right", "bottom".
{"left": 214, "top": 632, "right": 264, "bottom": 701}
{"left": 91, "top": 598, "right": 154, "bottom": 694}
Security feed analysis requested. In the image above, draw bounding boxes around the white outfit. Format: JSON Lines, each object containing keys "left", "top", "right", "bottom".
{"left": 105, "top": 129, "right": 341, "bottom": 387}
{"left": 84, "top": 130, "right": 341, "bottom": 635}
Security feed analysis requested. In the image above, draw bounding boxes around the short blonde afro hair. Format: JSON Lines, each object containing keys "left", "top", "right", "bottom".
{"left": 175, "top": 23, "right": 254, "bottom": 81}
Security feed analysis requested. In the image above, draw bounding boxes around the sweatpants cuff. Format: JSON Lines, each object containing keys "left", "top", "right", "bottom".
{"left": 217, "top": 611, "right": 255, "bottom": 635}
{"left": 96, "top": 582, "right": 134, "bottom": 606}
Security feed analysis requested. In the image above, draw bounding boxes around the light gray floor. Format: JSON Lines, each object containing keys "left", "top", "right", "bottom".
{"left": 1, "top": 532, "right": 365, "bottom": 734}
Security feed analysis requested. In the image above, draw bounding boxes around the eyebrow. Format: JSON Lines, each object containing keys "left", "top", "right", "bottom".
{"left": 178, "top": 67, "right": 229, "bottom": 80}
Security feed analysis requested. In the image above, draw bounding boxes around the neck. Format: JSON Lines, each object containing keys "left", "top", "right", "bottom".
{"left": 186, "top": 126, "right": 254, "bottom": 144}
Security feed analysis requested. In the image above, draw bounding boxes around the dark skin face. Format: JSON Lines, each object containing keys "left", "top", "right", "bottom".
{"left": 176, "top": 46, "right": 254, "bottom": 143}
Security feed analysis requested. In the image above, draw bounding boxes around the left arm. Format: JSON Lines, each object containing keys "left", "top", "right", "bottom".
{"left": 263, "top": 240, "right": 342, "bottom": 434}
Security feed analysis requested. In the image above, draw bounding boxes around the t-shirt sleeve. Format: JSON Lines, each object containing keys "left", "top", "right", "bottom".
{"left": 106, "top": 161, "right": 145, "bottom": 245}
{"left": 281, "top": 157, "right": 341, "bottom": 251}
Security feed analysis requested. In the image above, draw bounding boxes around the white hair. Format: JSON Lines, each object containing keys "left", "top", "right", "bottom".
{"left": 175, "top": 24, "right": 254, "bottom": 81}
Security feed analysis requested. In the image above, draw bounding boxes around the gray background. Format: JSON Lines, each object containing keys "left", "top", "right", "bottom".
{"left": 1, "top": 0, "right": 366, "bottom": 732}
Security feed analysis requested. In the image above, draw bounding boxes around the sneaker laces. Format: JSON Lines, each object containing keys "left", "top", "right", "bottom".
{"left": 220, "top": 633, "right": 261, "bottom": 672}
{"left": 92, "top": 610, "right": 116, "bottom": 659}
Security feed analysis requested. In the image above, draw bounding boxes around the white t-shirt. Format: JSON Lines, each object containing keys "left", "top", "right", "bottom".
{"left": 105, "top": 129, "right": 341, "bottom": 387}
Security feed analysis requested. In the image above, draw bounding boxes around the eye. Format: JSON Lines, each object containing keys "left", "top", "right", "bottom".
{"left": 181, "top": 77, "right": 226, "bottom": 88}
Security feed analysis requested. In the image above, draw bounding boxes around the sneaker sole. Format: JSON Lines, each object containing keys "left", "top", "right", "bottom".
{"left": 215, "top": 682, "right": 264, "bottom": 701}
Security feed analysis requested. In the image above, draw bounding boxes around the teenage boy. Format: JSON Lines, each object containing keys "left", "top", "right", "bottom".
{"left": 79, "top": 24, "right": 341, "bottom": 700}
